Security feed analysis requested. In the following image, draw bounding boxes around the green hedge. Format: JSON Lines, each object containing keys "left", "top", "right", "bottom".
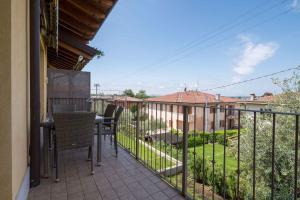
{"left": 186, "top": 130, "right": 239, "bottom": 148}
{"left": 189, "top": 154, "right": 241, "bottom": 199}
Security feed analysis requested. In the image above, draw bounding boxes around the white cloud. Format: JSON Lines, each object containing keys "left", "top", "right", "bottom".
{"left": 291, "top": 0, "right": 300, "bottom": 11}
{"left": 233, "top": 35, "right": 278, "bottom": 76}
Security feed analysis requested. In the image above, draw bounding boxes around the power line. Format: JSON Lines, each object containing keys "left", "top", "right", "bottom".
{"left": 119, "top": 0, "right": 290, "bottom": 79}
{"left": 199, "top": 65, "right": 300, "bottom": 92}
{"left": 133, "top": 7, "right": 292, "bottom": 78}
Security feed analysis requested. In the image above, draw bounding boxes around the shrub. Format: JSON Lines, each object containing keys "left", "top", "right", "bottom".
{"left": 190, "top": 155, "right": 239, "bottom": 199}
{"left": 187, "top": 132, "right": 213, "bottom": 148}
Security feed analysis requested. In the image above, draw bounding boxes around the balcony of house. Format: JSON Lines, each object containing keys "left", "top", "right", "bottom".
{"left": 28, "top": 136, "right": 183, "bottom": 200}
{"left": 28, "top": 91, "right": 300, "bottom": 200}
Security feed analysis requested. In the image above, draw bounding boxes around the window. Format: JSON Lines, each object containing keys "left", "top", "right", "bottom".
{"left": 211, "top": 121, "right": 215, "bottom": 129}
{"left": 220, "top": 120, "right": 225, "bottom": 127}
{"left": 210, "top": 107, "right": 215, "bottom": 113}
{"left": 178, "top": 106, "right": 183, "bottom": 113}
{"left": 220, "top": 106, "right": 225, "bottom": 112}
{"left": 228, "top": 105, "right": 234, "bottom": 115}
{"left": 188, "top": 107, "right": 193, "bottom": 114}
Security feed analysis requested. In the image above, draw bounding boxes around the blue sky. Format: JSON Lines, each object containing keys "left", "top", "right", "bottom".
{"left": 85, "top": 0, "right": 300, "bottom": 96}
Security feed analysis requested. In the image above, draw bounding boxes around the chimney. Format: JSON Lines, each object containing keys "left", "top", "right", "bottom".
{"left": 215, "top": 94, "right": 221, "bottom": 101}
{"left": 250, "top": 93, "right": 256, "bottom": 101}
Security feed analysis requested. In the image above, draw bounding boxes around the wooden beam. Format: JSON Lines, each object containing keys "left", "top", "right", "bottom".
{"left": 59, "top": 18, "right": 94, "bottom": 38}
{"left": 59, "top": 24, "right": 90, "bottom": 42}
{"left": 48, "top": 52, "right": 78, "bottom": 64}
{"left": 59, "top": 13, "right": 98, "bottom": 33}
{"left": 60, "top": 1, "right": 101, "bottom": 27}
{"left": 93, "top": 0, "right": 114, "bottom": 7}
{"left": 59, "top": 30, "right": 99, "bottom": 57}
{"left": 48, "top": 54, "right": 77, "bottom": 67}
{"left": 48, "top": 59, "right": 74, "bottom": 70}
{"left": 66, "top": 0, "right": 106, "bottom": 21}
{"left": 59, "top": 42, "right": 92, "bottom": 60}
{"left": 53, "top": 47, "right": 78, "bottom": 59}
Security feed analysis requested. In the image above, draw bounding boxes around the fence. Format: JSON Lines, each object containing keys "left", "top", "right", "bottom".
{"left": 59, "top": 97, "right": 300, "bottom": 200}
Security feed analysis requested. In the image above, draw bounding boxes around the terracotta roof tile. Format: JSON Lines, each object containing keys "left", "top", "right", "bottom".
{"left": 113, "top": 96, "right": 143, "bottom": 102}
{"left": 146, "top": 91, "right": 238, "bottom": 104}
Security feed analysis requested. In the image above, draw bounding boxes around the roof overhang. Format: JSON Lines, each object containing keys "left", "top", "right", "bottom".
{"left": 44, "top": 0, "right": 118, "bottom": 71}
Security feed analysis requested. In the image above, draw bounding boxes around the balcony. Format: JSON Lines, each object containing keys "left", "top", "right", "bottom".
{"left": 28, "top": 97, "right": 300, "bottom": 200}
{"left": 28, "top": 137, "right": 184, "bottom": 200}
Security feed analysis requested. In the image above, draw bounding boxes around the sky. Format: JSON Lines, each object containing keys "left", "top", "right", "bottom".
{"left": 85, "top": 0, "right": 300, "bottom": 96}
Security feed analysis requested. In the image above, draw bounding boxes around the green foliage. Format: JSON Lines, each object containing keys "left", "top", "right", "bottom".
{"left": 231, "top": 73, "right": 300, "bottom": 199}
{"left": 186, "top": 130, "right": 239, "bottom": 148}
{"left": 171, "top": 128, "right": 183, "bottom": 137}
{"left": 135, "top": 89, "right": 149, "bottom": 99}
{"left": 122, "top": 89, "right": 135, "bottom": 97}
{"left": 141, "top": 117, "right": 167, "bottom": 132}
{"left": 122, "top": 89, "right": 150, "bottom": 99}
{"left": 190, "top": 155, "right": 240, "bottom": 199}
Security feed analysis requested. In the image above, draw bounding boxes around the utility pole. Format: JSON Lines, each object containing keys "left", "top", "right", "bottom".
{"left": 94, "top": 83, "right": 100, "bottom": 98}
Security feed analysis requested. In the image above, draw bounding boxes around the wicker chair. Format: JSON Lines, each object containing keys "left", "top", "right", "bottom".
{"left": 99, "top": 104, "right": 117, "bottom": 140}
{"left": 101, "top": 106, "right": 124, "bottom": 155}
{"left": 99, "top": 104, "right": 116, "bottom": 124}
{"left": 53, "top": 112, "right": 96, "bottom": 182}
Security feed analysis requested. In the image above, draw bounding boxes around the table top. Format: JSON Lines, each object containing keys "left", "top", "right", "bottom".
{"left": 41, "top": 115, "right": 103, "bottom": 128}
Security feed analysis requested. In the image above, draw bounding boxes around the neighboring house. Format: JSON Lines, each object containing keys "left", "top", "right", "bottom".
{"left": 145, "top": 91, "right": 239, "bottom": 132}
{"left": 238, "top": 93, "right": 274, "bottom": 111}
{"left": 108, "top": 95, "right": 143, "bottom": 108}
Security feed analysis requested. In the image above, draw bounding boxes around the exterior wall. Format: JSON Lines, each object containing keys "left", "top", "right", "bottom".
{"left": 147, "top": 103, "right": 238, "bottom": 133}
{"left": 0, "top": 0, "right": 13, "bottom": 199}
{"left": 239, "top": 103, "right": 268, "bottom": 111}
{"left": 0, "top": 0, "right": 30, "bottom": 199}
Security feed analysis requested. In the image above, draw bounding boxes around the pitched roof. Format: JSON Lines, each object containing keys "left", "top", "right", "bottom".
{"left": 257, "top": 95, "right": 274, "bottom": 102}
{"left": 146, "top": 91, "right": 238, "bottom": 104}
{"left": 113, "top": 96, "right": 143, "bottom": 102}
{"left": 239, "top": 94, "right": 275, "bottom": 104}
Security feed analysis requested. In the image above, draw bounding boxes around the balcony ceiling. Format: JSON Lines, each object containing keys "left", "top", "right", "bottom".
{"left": 47, "top": 0, "right": 117, "bottom": 71}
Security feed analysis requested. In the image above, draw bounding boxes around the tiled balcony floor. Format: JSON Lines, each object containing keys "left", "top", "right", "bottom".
{"left": 28, "top": 136, "right": 185, "bottom": 200}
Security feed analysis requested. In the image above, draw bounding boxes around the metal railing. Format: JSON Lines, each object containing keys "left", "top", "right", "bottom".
{"left": 92, "top": 98, "right": 299, "bottom": 199}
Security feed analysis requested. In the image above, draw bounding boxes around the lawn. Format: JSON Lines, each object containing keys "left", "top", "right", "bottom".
{"left": 118, "top": 131, "right": 176, "bottom": 171}
{"left": 193, "top": 143, "right": 237, "bottom": 171}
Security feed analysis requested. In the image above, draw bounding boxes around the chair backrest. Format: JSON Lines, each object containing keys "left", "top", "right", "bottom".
{"left": 103, "top": 104, "right": 116, "bottom": 117}
{"left": 53, "top": 112, "right": 95, "bottom": 150}
{"left": 53, "top": 104, "right": 76, "bottom": 113}
{"left": 114, "top": 107, "right": 124, "bottom": 123}
{"left": 103, "top": 104, "right": 117, "bottom": 125}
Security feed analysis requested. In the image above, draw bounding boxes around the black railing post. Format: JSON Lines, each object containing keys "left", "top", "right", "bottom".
{"left": 136, "top": 102, "right": 140, "bottom": 159}
{"left": 182, "top": 105, "right": 189, "bottom": 196}
{"left": 294, "top": 115, "right": 299, "bottom": 200}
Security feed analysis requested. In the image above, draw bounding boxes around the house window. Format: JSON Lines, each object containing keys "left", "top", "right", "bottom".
{"left": 220, "top": 120, "right": 225, "bottom": 127}
{"left": 210, "top": 107, "right": 215, "bottom": 113}
{"left": 220, "top": 106, "right": 225, "bottom": 112}
{"left": 178, "top": 106, "right": 183, "bottom": 113}
{"left": 188, "top": 107, "right": 193, "bottom": 114}
{"left": 211, "top": 121, "right": 215, "bottom": 129}
{"left": 228, "top": 105, "right": 234, "bottom": 115}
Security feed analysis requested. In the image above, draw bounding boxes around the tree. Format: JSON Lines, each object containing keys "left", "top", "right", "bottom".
{"left": 135, "top": 89, "right": 149, "bottom": 99}
{"left": 122, "top": 89, "right": 135, "bottom": 97}
{"left": 232, "top": 72, "right": 300, "bottom": 199}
